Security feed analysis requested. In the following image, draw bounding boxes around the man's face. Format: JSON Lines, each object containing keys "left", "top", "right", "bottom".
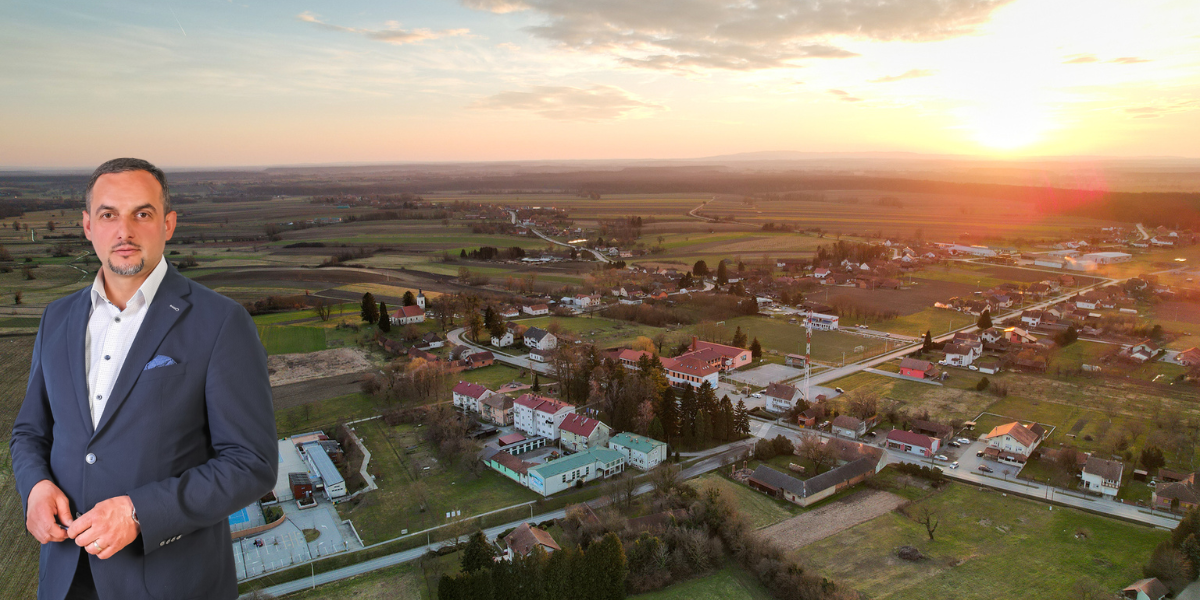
{"left": 82, "top": 170, "right": 176, "bottom": 280}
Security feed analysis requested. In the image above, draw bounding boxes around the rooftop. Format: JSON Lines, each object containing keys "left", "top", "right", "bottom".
{"left": 529, "top": 448, "right": 625, "bottom": 479}
{"left": 609, "top": 432, "right": 666, "bottom": 455}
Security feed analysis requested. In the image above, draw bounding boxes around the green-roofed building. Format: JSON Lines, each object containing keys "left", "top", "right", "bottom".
{"left": 526, "top": 448, "right": 625, "bottom": 496}
{"left": 608, "top": 432, "right": 668, "bottom": 470}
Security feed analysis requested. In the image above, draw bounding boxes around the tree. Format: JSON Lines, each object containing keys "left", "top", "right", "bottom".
{"left": 658, "top": 387, "right": 678, "bottom": 442}
{"left": 976, "top": 377, "right": 990, "bottom": 391}
{"left": 1056, "top": 325, "right": 1079, "bottom": 347}
{"left": 732, "top": 327, "right": 748, "bottom": 349}
{"left": 461, "top": 531, "right": 497, "bottom": 573}
{"left": 583, "top": 533, "right": 627, "bottom": 600}
{"left": 916, "top": 507, "right": 940, "bottom": 541}
{"left": 1183, "top": 534, "right": 1200, "bottom": 581}
{"left": 716, "top": 261, "right": 728, "bottom": 286}
{"left": 1146, "top": 541, "right": 1192, "bottom": 591}
{"left": 692, "top": 260, "right": 708, "bottom": 278}
{"left": 733, "top": 400, "right": 750, "bottom": 437}
{"left": 650, "top": 463, "right": 681, "bottom": 497}
{"left": 976, "top": 309, "right": 992, "bottom": 330}
{"left": 922, "top": 330, "right": 933, "bottom": 353}
{"left": 378, "top": 302, "right": 391, "bottom": 332}
{"left": 648, "top": 417, "right": 665, "bottom": 442}
{"left": 679, "top": 271, "right": 694, "bottom": 289}
{"left": 532, "top": 372, "right": 540, "bottom": 392}
{"left": 796, "top": 432, "right": 835, "bottom": 474}
{"left": 678, "top": 385, "right": 697, "bottom": 442}
{"left": 361, "top": 292, "right": 379, "bottom": 323}
{"left": 717, "top": 395, "right": 735, "bottom": 441}
{"left": 403, "top": 290, "right": 417, "bottom": 306}
{"left": 313, "top": 300, "right": 332, "bottom": 321}
{"left": 46, "top": 220, "right": 55, "bottom": 231}
{"left": 749, "top": 337, "right": 762, "bottom": 360}
{"left": 13, "top": 291, "right": 22, "bottom": 305}
{"left": 846, "top": 390, "right": 878, "bottom": 421}
{"left": 1141, "top": 445, "right": 1167, "bottom": 473}
{"left": 458, "top": 266, "right": 472, "bottom": 284}
{"left": 465, "top": 312, "right": 484, "bottom": 343}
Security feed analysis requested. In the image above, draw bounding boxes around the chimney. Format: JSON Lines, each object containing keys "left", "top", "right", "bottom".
{"left": 692, "top": 335, "right": 698, "bottom": 348}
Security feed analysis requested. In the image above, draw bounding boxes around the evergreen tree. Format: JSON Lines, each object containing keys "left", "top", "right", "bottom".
{"left": 734, "top": 400, "right": 750, "bottom": 437}
{"left": 402, "top": 290, "right": 417, "bottom": 306}
{"left": 532, "top": 373, "right": 541, "bottom": 392}
{"left": 460, "top": 249, "right": 467, "bottom": 258}
{"left": 438, "top": 574, "right": 462, "bottom": 600}
{"left": 719, "top": 395, "right": 735, "bottom": 441}
{"left": 378, "top": 302, "right": 391, "bottom": 332}
{"left": 542, "top": 546, "right": 579, "bottom": 598}
{"left": 361, "top": 292, "right": 378, "bottom": 323}
{"left": 976, "top": 308, "right": 992, "bottom": 330}
{"left": 922, "top": 330, "right": 933, "bottom": 353}
{"left": 696, "top": 382, "right": 718, "bottom": 417}
{"left": 658, "top": 387, "right": 679, "bottom": 442}
{"left": 1183, "top": 534, "right": 1200, "bottom": 581}
{"left": 749, "top": 337, "right": 762, "bottom": 360}
{"left": 694, "top": 410, "right": 712, "bottom": 446}
{"left": 678, "top": 386, "right": 698, "bottom": 442}
{"left": 584, "top": 533, "right": 627, "bottom": 600}
{"left": 732, "top": 326, "right": 748, "bottom": 348}
{"left": 716, "top": 261, "right": 728, "bottom": 286}
{"left": 679, "top": 271, "right": 693, "bottom": 289}
{"left": 692, "top": 260, "right": 708, "bottom": 277}
{"left": 461, "top": 569, "right": 495, "bottom": 600}
{"left": 461, "top": 531, "right": 497, "bottom": 573}
{"left": 484, "top": 306, "right": 502, "bottom": 333}
{"left": 648, "top": 416, "right": 666, "bottom": 442}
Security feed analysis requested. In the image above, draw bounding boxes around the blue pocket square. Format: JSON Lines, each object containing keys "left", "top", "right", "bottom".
{"left": 144, "top": 355, "right": 177, "bottom": 370}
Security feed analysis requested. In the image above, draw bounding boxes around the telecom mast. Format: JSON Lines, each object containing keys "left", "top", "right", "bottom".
{"left": 805, "top": 308, "right": 813, "bottom": 404}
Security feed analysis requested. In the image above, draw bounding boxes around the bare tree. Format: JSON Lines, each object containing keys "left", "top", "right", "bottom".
{"left": 916, "top": 507, "right": 939, "bottom": 541}
{"left": 846, "top": 390, "right": 880, "bottom": 421}
{"left": 313, "top": 300, "right": 332, "bottom": 322}
{"left": 796, "top": 432, "right": 836, "bottom": 475}
{"left": 650, "top": 463, "right": 681, "bottom": 497}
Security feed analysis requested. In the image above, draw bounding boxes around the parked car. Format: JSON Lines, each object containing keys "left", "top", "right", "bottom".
{"left": 968, "top": 365, "right": 979, "bottom": 371}
{"left": 834, "top": 387, "right": 845, "bottom": 394}
{"left": 751, "top": 392, "right": 762, "bottom": 398}
{"left": 864, "top": 431, "right": 877, "bottom": 438}
{"left": 934, "top": 454, "right": 949, "bottom": 462}
{"left": 978, "top": 464, "right": 994, "bottom": 473}
{"left": 976, "top": 450, "right": 985, "bottom": 457}
{"left": 948, "top": 441, "right": 960, "bottom": 448}
{"left": 956, "top": 437, "right": 972, "bottom": 445}
{"left": 856, "top": 324, "right": 868, "bottom": 329}
{"left": 950, "top": 461, "right": 959, "bottom": 469}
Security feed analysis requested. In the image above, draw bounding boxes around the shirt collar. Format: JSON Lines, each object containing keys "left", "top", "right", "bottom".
{"left": 90, "top": 255, "right": 170, "bottom": 310}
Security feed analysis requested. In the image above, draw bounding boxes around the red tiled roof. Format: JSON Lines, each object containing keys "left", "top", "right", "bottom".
{"left": 514, "top": 393, "right": 570, "bottom": 415}
{"left": 559, "top": 413, "right": 603, "bottom": 438}
{"left": 498, "top": 433, "right": 526, "bottom": 446}
{"left": 392, "top": 305, "right": 425, "bottom": 318}
{"left": 504, "top": 523, "right": 560, "bottom": 556}
{"left": 886, "top": 429, "right": 935, "bottom": 449}
{"left": 452, "top": 381, "right": 490, "bottom": 399}
{"left": 690, "top": 339, "right": 748, "bottom": 359}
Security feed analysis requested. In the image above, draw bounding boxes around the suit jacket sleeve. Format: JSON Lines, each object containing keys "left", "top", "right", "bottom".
{"left": 10, "top": 324, "right": 55, "bottom": 515}
{"left": 127, "top": 305, "right": 277, "bottom": 554}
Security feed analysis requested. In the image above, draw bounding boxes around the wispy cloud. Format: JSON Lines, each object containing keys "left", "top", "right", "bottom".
{"left": 828, "top": 89, "right": 864, "bottom": 102}
{"left": 298, "top": 12, "right": 469, "bottom": 45}
{"left": 1123, "top": 100, "right": 1197, "bottom": 119}
{"left": 1109, "top": 56, "right": 1151, "bottom": 64}
{"left": 462, "top": 0, "right": 1014, "bottom": 73}
{"left": 870, "top": 68, "right": 935, "bottom": 83}
{"left": 1063, "top": 53, "right": 1099, "bottom": 64}
{"left": 472, "top": 85, "right": 663, "bottom": 120}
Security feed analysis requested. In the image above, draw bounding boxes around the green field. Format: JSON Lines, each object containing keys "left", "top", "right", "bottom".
{"left": 825, "top": 370, "right": 996, "bottom": 423}
{"left": 277, "top": 561, "right": 426, "bottom": 600}
{"left": 517, "top": 315, "right": 663, "bottom": 348}
{"left": 690, "top": 472, "right": 797, "bottom": 529}
{"left": 275, "top": 393, "right": 383, "bottom": 437}
{"left": 872, "top": 307, "right": 978, "bottom": 339}
{"left": 799, "top": 482, "right": 1165, "bottom": 600}
{"left": 256, "top": 324, "right": 327, "bottom": 354}
{"left": 688, "top": 315, "right": 893, "bottom": 364}
{"left": 0, "top": 336, "right": 41, "bottom": 600}
{"left": 632, "top": 563, "right": 773, "bottom": 600}
{"left": 456, "top": 363, "right": 540, "bottom": 391}
{"left": 337, "top": 419, "right": 541, "bottom": 544}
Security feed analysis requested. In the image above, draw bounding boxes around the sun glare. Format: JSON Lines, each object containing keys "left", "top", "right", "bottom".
{"left": 961, "top": 101, "right": 1053, "bottom": 151}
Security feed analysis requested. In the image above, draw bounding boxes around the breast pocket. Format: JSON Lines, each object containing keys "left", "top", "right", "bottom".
{"left": 138, "top": 362, "right": 187, "bottom": 382}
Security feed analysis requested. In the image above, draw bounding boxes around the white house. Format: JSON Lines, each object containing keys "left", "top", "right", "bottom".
{"left": 1081, "top": 455, "right": 1123, "bottom": 497}
{"left": 983, "top": 422, "right": 1044, "bottom": 463}
{"left": 559, "top": 414, "right": 612, "bottom": 452}
{"left": 608, "top": 432, "right": 668, "bottom": 470}
{"left": 942, "top": 341, "right": 983, "bottom": 367}
{"left": 805, "top": 313, "right": 839, "bottom": 331}
{"left": 390, "top": 305, "right": 426, "bottom": 325}
{"left": 831, "top": 415, "right": 867, "bottom": 439}
{"left": 763, "top": 381, "right": 803, "bottom": 414}
{"left": 524, "top": 327, "right": 557, "bottom": 362}
{"left": 885, "top": 430, "right": 938, "bottom": 458}
{"left": 491, "top": 329, "right": 514, "bottom": 347}
{"left": 452, "top": 381, "right": 491, "bottom": 413}
{"left": 513, "top": 394, "right": 573, "bottom": 439}
{"left": 523, "top": 304, "right": 550, "bottom": 316}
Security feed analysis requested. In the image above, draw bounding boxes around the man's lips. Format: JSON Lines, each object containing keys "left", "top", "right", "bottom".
{"left": 112, "top": 246, "right": 141, "bottom": 257}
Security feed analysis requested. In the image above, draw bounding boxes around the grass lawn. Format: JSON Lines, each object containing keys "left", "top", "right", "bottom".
{"left": 825, "top": 370, "right": 997, "bottom": 423}
{"left": 257, "top": 324, "right": 327, "bottom": 354}
{"left": 338, "top": 419, "right": 541, "bottom": 544}
{"left": 682, "top": 315, "right": 892, "bottom": 364}
{"left": 517, "top": 315, "right": 664, "bottom": 347}
{"left": 458, "top": 363, "right": 541, "bottom": 390}
{"left": 1047, "top": 340, "right": 1114, "bottom": 372}
{"left": 274, "top": 393, "right": 383, "bottom": 437}
{"left": 872, "top": 307, "right": 977, "bottom": 338}
{"left": 690, "top": 472, "right": 797, "bottom": 529}
{"left": 278, "top": 562, "right": 426, "bottom": 600}
{"left": 632, "top": 563, "right": 773, "bottom": 600}
{"left": 799, "top": 482, "right": 1166, "bottom": 600}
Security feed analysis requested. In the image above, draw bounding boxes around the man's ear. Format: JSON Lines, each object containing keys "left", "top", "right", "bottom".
{"left": 81, "top": 210, "right": 92, "bottom": 242}
{"left": 163, "top": 211, "right": 177, "bottom": 241}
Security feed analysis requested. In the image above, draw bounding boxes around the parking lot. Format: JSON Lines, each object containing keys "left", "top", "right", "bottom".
{"left": 726, "top": 363, "right": 805, "bottom": 387}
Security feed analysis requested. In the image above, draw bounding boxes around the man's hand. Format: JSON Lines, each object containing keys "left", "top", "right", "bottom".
{"left": 68, "top": 496, "right": 140, "bottom": 560}
{"left": 26, "top": 479, "right": 73, "bottom": 544}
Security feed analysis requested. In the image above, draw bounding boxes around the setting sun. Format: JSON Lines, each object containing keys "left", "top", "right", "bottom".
{"left": 964, "top": 102, "right": 1053, "bottom": 150}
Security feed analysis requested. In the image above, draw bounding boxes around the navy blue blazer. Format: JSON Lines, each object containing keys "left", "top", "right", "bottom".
{"left": 10, "top": 265, "right": 278, "bottom": 600}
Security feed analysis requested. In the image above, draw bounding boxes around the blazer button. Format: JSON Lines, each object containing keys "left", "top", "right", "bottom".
{"left": 85, "top": 453, "right": 96, "bottom": 465}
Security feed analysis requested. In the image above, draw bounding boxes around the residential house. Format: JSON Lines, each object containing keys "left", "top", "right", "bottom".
{"left": 885, "top": 430, "right": 938, "bottom": 457}
{"left": 491, "top": 325, "right": 515, "bottom": 347}
{"left": 1081, "top": 456, "right": 1123, "bottom": 497}
{"left": 499, "top": 306, "right": 521, "bottom": 319}
{"left": 764, "top": 381, "right": 804, "bottom": 414}
{"left": 608, "top": 432, "right": 668, "bottom": 470}
{"left": 523, "top": 304, "right": 550, "bottom": 316}
{"left": 483, "top": 448, "right": 533, "bottom": 486}
{"left": 524, "top": 327, "right": 558, "bottom": 362}
{"left": 526, "top": 448, "right": 626, "bottom": 496}
{"left": 943, "top": 340, "right": 983, "bottom": 367}
{"left": 910, "top": 419, "right": 954, "bottom": 446}
{"left": 898, "top": 357, "right": 938, "bottom": 379}
{"left": 452, "top": 381, "right": 490, "bottom": 413}
{"left": 1122, "top": 578, "right": 1169, "bottom": 600}
{"left": 797, "top": 405, "right": 824, "bottom": 428}
{"left": 480, "top": 393, "right": 515, "bottom": 425}
{"left": 390, "top": 305, "right": 426, "bottom": 325}
{"left": 1128, "top": 339, "right": 1159, "bottom": 363}
{"left": 813, "top": 268, "right": 830, "bottom": 279}
{"left": 982, "top": 422, "right": 1044, "bottom": 463}
{"left": 1020, "top": 310, "right": 1046, "bottom": 328}
{"left": 1177, "top": 347, "right": 1200, "bottom": 367}
{"left": 513, "top": 394, "right": 573, "bottom": 440}
{"left": 1153, "top": 472, "right": 1200, "bottom": 512}
{"left": 466, "top": 351, "right": 495, "bottom": 369}
{"left": 748, "top": 456, "right": 878, "bottom": 507}
{"left": 420, "top": 332, "right": 444, "bottom": 349}
{"left": 559, "top": 414, "right": 612, "bottom": 452}
{"left": 504, "top": 523, "right": 560, "bottom": 558}
{"left": 831, "top": 415, "right": 867, "bottom": 439}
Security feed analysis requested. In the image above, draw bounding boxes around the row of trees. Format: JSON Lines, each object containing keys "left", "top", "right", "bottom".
{"left": 439, "top": 531, "right": 627, "bottom": 600}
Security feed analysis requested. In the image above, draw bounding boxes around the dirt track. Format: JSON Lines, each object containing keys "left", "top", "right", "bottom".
{"left": 271, "top": 371, "right": 372, "bottom": 410}
{"left": 759, "top": 489, "right": 906, "bottom": 550}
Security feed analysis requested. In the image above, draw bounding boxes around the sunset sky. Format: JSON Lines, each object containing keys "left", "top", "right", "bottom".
{"left": 2, "top": 0, "right": 1199, "bottom": 167}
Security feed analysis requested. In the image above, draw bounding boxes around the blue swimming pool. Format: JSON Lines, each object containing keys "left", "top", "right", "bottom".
{"left": 228, "top": 508, "right": 250, "bottom": 525}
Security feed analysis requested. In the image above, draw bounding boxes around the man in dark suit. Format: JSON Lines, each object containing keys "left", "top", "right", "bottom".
{"left": 10, "top": 158, "right": 278, "bottom": 599}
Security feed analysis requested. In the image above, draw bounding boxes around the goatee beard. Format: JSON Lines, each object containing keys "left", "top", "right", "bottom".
{"left": 108, "top": 258, "right": 145, "bottom": 276}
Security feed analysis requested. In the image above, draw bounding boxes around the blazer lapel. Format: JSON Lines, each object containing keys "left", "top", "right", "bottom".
{"left": 66, "top": 289, "right": 95, "bottom": 435}
{"left": 93, "top": 267, "right": 192, "bottom": 438}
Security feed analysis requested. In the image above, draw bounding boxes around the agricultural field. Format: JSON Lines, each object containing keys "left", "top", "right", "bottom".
{"left": 0, "top": 336, "right": 41, "bottom": 600}
{"left": 337, "top": 419, "right": 541, "bottom": 545}
{"left": 257, "top": 325, "right": 326, "bottom": 355}
{"left": 798, "top": 482, "right": 1164, "bottom": 600}
{"left": 826, "top": 370, "right": 998, "bottom": 424}
{"left": 276, "top": 561, "right": 425, "bottom": 600}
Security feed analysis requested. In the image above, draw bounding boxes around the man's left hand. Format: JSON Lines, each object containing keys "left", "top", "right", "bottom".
{"left": 68, "top": 496, "right": 140, "bottom": 560}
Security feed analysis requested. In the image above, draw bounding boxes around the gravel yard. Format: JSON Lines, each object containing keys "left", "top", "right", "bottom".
{"left": 267, "top": 347, "right": 375, "bottom": 387}
{"left": 759, "top": 489, "right": 907, "bottom": 551}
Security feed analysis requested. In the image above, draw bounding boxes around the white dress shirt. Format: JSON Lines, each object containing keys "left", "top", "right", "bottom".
{"left": 85, "top": 256, "right": 169, "bottom": 429}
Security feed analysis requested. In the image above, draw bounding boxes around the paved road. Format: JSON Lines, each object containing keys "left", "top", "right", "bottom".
{"left": 507, "top": 209, "right": 611, "bottom": 263}
{"left": 447, "top": 327, "right": 555, "bottom": 375}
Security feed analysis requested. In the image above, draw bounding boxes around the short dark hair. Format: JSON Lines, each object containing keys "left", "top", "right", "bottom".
{"left": 84, "top": 158, "right": 171, "bottom": 214}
